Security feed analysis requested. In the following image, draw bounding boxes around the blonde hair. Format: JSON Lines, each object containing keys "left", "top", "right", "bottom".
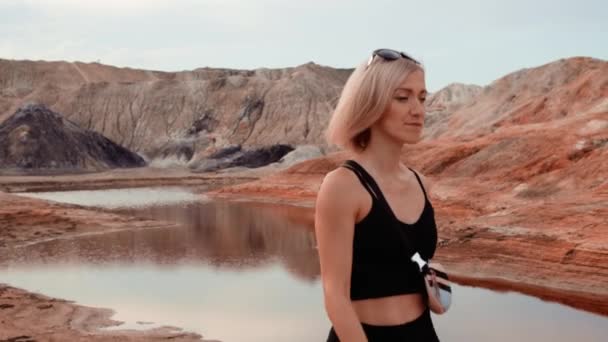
{"left": 325, "top": 54, "right": 424, "bottom": 152}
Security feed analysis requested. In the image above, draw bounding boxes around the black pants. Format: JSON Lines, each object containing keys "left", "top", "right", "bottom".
{"left": 326, "top": 308, "right": 440, "bottom": 342}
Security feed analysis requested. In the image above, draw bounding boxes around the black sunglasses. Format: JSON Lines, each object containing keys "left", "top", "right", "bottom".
{"left": 367, "top": 48, "right": 421, "bottom": 67}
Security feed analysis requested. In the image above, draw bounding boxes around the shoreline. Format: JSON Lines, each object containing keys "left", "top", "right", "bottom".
{"left": 0, "top": 167, "right": 258, "bottom": 194}
{"left": 446, "top": 270, "right": 608, "bottom": 317}
{"left": 0, "top": 283, "right": 212, "bottom": 342}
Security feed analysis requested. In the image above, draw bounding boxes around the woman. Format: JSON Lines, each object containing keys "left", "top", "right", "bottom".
{"left": 315, "top": 48, "right": 441, "bottom": 341}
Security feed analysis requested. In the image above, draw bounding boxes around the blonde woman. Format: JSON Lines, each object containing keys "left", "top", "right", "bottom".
{"left": 315, "top": 49, "right": 441, "bottom": 341}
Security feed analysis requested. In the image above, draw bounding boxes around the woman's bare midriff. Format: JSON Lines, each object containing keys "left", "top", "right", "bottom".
{"left": 352, "top": 293, "right": 426, "bottom": 325}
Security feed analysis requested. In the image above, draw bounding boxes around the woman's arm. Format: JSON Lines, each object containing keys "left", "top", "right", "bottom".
{"left": 315, "top": 169, "right": 368, "bottom": 342}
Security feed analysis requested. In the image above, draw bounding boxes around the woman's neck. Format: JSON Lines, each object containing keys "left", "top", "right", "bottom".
{"left": 354, "top": 132, "right": 405, "bottom": 177}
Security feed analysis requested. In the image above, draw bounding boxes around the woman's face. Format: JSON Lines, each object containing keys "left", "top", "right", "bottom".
{"left": 375, "top": 69, "right": 427, "bottom": 145}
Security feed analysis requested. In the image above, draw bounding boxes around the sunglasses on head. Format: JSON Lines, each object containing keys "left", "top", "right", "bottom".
{"left": 367, "top": 48, "right": 421, "bottom": 68}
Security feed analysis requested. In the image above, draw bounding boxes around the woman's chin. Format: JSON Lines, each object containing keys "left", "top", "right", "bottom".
{"left": 402, "top": 134, "right": 423, "bottom": 145}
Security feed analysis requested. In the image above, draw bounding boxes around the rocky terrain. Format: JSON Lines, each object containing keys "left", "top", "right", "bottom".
{"left": 424, "top": 57, "right": 607, "bottom": 140}
{"left": 0, "top": 103, "right": 319, "bottom": 174}
{"left": 423, "top": 82, "right": 483, "bottom": 131}
{"left": 0, "top": 59, "right": 351, "bottom": 168}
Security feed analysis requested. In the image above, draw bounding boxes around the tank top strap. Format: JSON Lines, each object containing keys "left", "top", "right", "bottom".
{"left": 340, "top": 160, "right": 381, "bottom": 202}
{"left": 341, "top": 160, "right": 390, "bottom": 206}
{"left": 407, "top": 167, "right": 429, "bottom": 201}
{"left": 342, "top": 160, "right": 429, "bottom": 209}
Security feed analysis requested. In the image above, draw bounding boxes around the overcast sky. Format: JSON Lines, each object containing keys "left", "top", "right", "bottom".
{"left": 1, "top": 0, "right": 606, "bottom": 91}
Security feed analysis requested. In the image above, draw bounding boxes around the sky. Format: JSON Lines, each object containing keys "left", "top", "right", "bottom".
{"left": 0, "top": 0, "right": 606, "bottom": 91}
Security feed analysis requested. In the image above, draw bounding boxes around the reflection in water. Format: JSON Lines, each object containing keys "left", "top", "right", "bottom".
{"left": 117, "top": 200, "right": 320, "bottom": 281}
{"left": 1, "top": 192, "right": 607, "bottom": 341}
{"left": 2, "top": 200, "right": 320, "bottom": 282}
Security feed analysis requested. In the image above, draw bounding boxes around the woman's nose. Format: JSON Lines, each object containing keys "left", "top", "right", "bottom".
{"left": 411, "top": 99, "right": 425, "bottom": 116}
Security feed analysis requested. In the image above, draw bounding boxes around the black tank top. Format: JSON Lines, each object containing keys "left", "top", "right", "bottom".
{"left": 341, "top": 160, "right": 438, "bottom": 301}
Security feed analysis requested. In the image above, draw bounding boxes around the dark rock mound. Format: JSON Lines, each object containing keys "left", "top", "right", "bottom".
{"left": 208, "top": 145, "right": 242, "bottom": 159}
{"left": 192, "top": 144, "right": 294, "bottom": 172}
{"left": 0, "top": 104, "right": 146, "bottom": 172}
{"left": 231, "top": 144, "right": 294, "bottom": 168}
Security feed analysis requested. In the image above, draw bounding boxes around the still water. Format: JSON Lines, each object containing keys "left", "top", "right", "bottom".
{"left": 3, "top": 187, "right": 607, "bottom": 341}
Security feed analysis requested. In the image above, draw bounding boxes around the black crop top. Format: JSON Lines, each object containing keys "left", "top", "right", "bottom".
{"left": 341, "top": 160, "right": 438, "bottom": 301}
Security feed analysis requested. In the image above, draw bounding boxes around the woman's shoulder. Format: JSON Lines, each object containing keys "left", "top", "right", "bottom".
{"left": 316, "top": 164, "right": 366, "bottom": 212}
{"left": 318, "top": 165, "right": 360, "bottom": 195}
{"left": 315, "top": 165, "right": 362, "bottom": 227}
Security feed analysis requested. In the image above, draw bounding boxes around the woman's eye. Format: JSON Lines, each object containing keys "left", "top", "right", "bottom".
{"left": 420, "top": 98, "right": 426, "bottom": 103}
{"left": 396, "top": 97, "right": 409, "bottom": 101}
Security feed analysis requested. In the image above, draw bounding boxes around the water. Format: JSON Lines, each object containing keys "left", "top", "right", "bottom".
{"left": 17, "top": 187, "right": 203, "bottom": 208}
{"left": 3, "top": 187, "right": 607, "bottom": 341}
